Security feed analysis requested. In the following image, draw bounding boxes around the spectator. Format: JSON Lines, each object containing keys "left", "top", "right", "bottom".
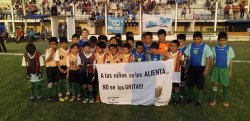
{"left": 28, "top": 28, "right": 35, "bottom": 42}
{"left": 16, "top": 28, "right": 24, "bottom": 43}
{"left": 224, "top": 4, "right": 231, "bottom": 19}
{"left": 0, "top": 24, "right": 7, "bottom": 52}
{"left": 239, "top": 1, "right": 245, "bottom": 19}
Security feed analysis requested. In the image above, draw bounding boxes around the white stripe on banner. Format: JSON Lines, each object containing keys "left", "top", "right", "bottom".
{"left": 0, "top": 53, "right": 250, "bottom": 63}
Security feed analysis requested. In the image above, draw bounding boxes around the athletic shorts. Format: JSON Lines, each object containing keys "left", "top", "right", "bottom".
{"left": 69, "top": 70, "right": 80, "bottom": 83}
{"left": 79, "top": 72, "right": 94, "bottom": 85}
{"left": 46, "top": 67, "right": 59, "bottom": 83}
{"left": 58, "top": 66, "right": 67, "bottom": 79}
{"left": 211, "top": 66, "right": 230, "bottom": 86}
{"left": 186, "top": 66, "right": 205, "bottom": 89}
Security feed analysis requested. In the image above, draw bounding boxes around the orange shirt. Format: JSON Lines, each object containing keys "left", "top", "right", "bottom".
{"left": 158, "top": 41, "right": 171, "bottom": 55}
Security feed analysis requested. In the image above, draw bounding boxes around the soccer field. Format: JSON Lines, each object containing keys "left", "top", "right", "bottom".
{"left": 0, "top": 41, "right": 249, "bottom": 121}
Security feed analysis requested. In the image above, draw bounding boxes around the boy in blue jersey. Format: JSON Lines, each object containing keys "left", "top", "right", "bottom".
{"left": 177, "top": 33, "right": 187, "bottom": 101}
{"left": 144, "top": 32, "right": 153, "bottom": 54}
{"left": 147, "top": 42, "right": 163, "bottom": 61}
{"left": 132, "top": 41, "right": 146, "bottom": 62}
{"left": 210, "top": 32, "right": 235, "bottom": 108}
{"left": 126, "top": 36, "right": 136, "bottom": 54}
{"left": 184, "top": 31, "right": 213, "bottom": 106}
{"left": 79, "top": 28, "right": 89, "bottom": 47}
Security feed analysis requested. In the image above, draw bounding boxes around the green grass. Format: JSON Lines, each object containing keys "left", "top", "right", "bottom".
{"left": 0, "top": 41, "right": 250, "bottom": 121}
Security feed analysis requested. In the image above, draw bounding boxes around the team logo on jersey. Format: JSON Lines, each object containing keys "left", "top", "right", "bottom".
{"left": 194, "top": 48, "right": 199, "bottom": 54}
{"left": 59, "top": 55, "right": 64, "bottom": 60}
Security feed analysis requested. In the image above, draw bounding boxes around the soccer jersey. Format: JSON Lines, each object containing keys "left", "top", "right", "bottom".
{"left": 67, "top": 53, "right": 80, "bottom": 71}
{"left": 212, "top": 45, "right": 235, "bottom": 68}
{"left": 144, "top": 43, "right": 151, "bottom": 52}
{"left": 166, "top": 51, "right": 184, "bottom": 72}
{"left": 147, "top": 54, "right": 163, "bottom": 61}
{"left": 79, "top": 39, "right": 89, "bottom": 47}
{"left": 94, "top": 52, "right": 108, "bottom": 64}
{"left": 165, "top": 51, "right": 184, "bottom": 83}
{"left": 158, "top": 41, "right": 171, "bottom": 55}
{"left": 22, "top": 51, "right": 44, "bottom": 74}
{"left": 106, "top": 53, "right": 122, "bottom": 64}
{"left": 178, "top": 46, "right": 187, "bottom": 53}
{"left": 132, "top": 52, "right": 146, "bottom": 62}
{"left": 120, "top": 54, "right": 133, "bottom": 63}
{"left": 78, "top": 52, "right": 95, "bottom": 73}
{"left": 184, "top": 42, "right": 213, "bottom": 66}
{"left": 55, "top": 48, "right": 68, "bottom": 66}
{"left": 45, "top": 48, "right": 57, "bottom": 67}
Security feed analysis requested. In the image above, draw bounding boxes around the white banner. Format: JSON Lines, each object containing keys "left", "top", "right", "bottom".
{"left": 96, "top": 60, "right": 175, "bottom": 106}
{"left": 143, "top": 14, "right": 172, "bottom": 32}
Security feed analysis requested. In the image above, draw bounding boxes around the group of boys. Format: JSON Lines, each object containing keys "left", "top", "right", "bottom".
{"left": 22, "top": 29, "right": 235, "bottom": 107}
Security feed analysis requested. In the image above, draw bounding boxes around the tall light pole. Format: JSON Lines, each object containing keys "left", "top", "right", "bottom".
{"left": 22, "top": 0, "right": 27, "bottom": 34}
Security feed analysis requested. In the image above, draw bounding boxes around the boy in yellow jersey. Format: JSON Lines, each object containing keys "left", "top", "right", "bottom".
{"left": 120, "top": 43, "right": 133, "bottom": 63}
{"left": 66, "top": 43, "right": 81, "bottom": 101}
{"left": 106, "top": 44, "right": 122, "bottom": 64}
{"left": 164, "top": 40, "right": 184, "bottom": 106}
{"left": 45, "top": 37, "right": 59, "bottom": 101}
{"left": 93, "top": 41, "right": 107, "bottom": 103}
{"left": 22, "top": 43, "right": 44, "bottom": 101}
{"left": 55, "top": 37, "right": 70, "bottom": 101}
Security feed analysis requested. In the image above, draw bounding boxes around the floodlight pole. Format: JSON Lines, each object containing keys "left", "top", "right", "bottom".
{"left": 22, "top": 0, "right": 27, "bottom": 34}
{"left": 139, "top": 2, "right": 142, "bottom": 37}
{"left": 175, "top": 1, "right": 178, "bottom": 36}
{"left": 105, "top": 3, "right": 108, "bottom": 35}
{"left": 214, "top": 1, "right": 218, "bottom": 36}
{"left": 11, "top": 1, "right": 15, "bottom": 32}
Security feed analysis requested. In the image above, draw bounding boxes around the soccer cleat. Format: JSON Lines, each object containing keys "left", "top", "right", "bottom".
{"left": 210, "top": 101, "right": 216, "bottom": 107}
{"left": 59, "top": 97, "right": 65, "bottom": 102}
{"left": 64, "top": 95, "right": 69, "bottom": 100}
{"left": 95, "top": 96, "right": 101, "bottom": 103}
{"left": 89, "top": 98, "right": 94, "bottom": 103}
{"left": 46, "top": 97, "right": 52, "bottom": 101}
{"left": 82, "top": 98, "right": 89, "bottom": 104}
{"left": 29, "top": 96, "right": 35, "bottom": 101}
{"left": 195, "top": 101, "right": 202, "bottom": 107}
{"left": 77, "top": 96, "right": 82, "bottom": 101}
{"left": 69, "top": 96, "right": 76, "bottom": 102}
{"left": 223, "top": 102, "right": 229, "bottom": 108}
{"left": 36, "top": 96, "right": 42, "bottom": 101}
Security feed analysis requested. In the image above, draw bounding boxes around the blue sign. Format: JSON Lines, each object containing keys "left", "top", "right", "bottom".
{"left": 107, "top": 16, "right": 125, "bottom": 34}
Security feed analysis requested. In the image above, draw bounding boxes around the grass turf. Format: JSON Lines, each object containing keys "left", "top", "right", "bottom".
{"left": 0, "top": 41, "right": 249, "bottom": 121}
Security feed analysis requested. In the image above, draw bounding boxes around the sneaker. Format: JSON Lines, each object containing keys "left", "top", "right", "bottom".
{"left": 64, "top": 95, "right": 69, "bottom": 100}
{"left": 223, "top": 102, "right": 229, "bottom": 108}
{"left": 89, "top": 98, "right": 94, "bottom": 103}
{"left": 59, "top": 97, "right": 65, "bottom": 102}
{"left": 195, "top": 101, "right": 202, "bottom": 107}
{"left": 77, "top": 96, "right": 82, "bottom": 101}
{"left": 82, "top": 98, "right": 89, "bottom": 103}
{"left": 37, "top": 96, "right": 42, "bottom": 101}
{"left": 46, "top": 97, "right": 52, "bottom": 101}
{"left": 210, "top": 101, "right": 216, "bottom": 107}
{"left": 69, "top": 96, "right": 76, "bottom": 102}
{"left": 174, "top": 102, "right": 180, "bottom": 107}
{"left": 95, "top": 96, "right": 101, "bottom": 103}
{"left": 29, "top": 96, "right": 35, "bottom": 101}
